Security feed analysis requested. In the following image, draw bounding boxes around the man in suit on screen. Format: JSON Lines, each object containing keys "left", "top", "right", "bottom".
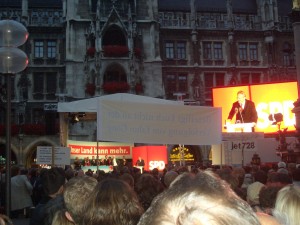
{"left": 227, "top": 90, "right": 258, "bottom": 127}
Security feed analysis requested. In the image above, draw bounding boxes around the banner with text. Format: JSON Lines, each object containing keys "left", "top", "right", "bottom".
{"left": 67, "top": 140, "right": 133, "bottom": 158}
{"left": 97, "top": 99, "right": 222, "bottom": 145}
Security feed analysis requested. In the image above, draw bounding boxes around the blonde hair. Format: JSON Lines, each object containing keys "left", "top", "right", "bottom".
{"left": 138, "top": 171, "right": 261, "bottom": 225}
{"left": 0, "top": 214, "right": 13, "bottom": 225}
{"left": 273, "top": 185, "right": 300, "bottom": 225}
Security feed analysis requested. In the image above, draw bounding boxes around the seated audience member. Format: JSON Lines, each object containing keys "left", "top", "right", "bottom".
{"left": 29, "top": 167, "right": 66, "bottom": 225}
{"left": 273, "top": 184, "right": 300, "bottom": 225}
{"left": 63, "top": 176, "right": 98, "bottom": 225}
{"left": 138, "top": 171, "right": 261, "bottom": 225}
{"left": 81, "top": 178, "right": 144, "bottom": 225}
{"left": 135, "top": 173, "right": 165, "bottom": 211}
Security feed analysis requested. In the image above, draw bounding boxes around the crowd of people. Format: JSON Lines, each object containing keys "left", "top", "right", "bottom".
{"left": 73, "top": 155, "right": 127, "bottom": 169}
{"left": 0, "top": 161, "right": 300, "bottom": 225}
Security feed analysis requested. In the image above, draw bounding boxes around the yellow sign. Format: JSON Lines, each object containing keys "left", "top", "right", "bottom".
{"left": 169, "top": 145, "right": 195, "bottom": 162}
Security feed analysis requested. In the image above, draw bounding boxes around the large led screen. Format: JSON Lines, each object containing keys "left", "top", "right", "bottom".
{"left": 213, "top": 82, "right": 298, "bottom": 133}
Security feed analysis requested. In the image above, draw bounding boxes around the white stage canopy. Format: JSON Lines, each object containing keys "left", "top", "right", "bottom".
{"left": 57, "top": 94, "right": 222, "bottom": 145}
{"left": 57, "top": 93, "right": 181, "bottom": 112}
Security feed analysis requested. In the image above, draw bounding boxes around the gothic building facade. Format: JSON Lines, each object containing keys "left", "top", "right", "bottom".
{"left": 0, "top": 0, "right": 296, "bottom": 166}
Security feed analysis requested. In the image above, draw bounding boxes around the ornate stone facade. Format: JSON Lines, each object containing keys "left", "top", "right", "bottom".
{"left": 0, "top": 0, "right": 297, "bottom": 166}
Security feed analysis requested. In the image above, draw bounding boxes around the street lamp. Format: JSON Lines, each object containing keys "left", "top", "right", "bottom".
{"left": 0, "top": 19, "right": 28, "bottom": 217}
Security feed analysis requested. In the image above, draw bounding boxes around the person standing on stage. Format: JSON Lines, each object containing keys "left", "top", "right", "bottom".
{"left": 136, "top": 157, "right": 145, "bottom": 167}
{"left": 227, "top": 90, "right": 258, "bottom": 125}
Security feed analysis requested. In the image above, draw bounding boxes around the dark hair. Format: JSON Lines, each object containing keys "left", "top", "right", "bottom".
{"left": 82, "top": 178, "right": 144, "bottom": 225}
{"left": 259, "top": 185, "right": 282, "bottom": 209}
{"left": 267, "top": 172, "right": 292, "bottom": 185}
{"left": 43, "top": 194, "right": 65, "bottom": 225}
{"left": 135, "top": 173, "right": 165, "bottom": 211}
{"left": 42, "top": 167, "right": 66, "bottom": 196}
{"left": 254, "top": 170, "right": 268, "bottom": 184}
{"left": 292, "top": 168, "right": 300, "bottom": 181}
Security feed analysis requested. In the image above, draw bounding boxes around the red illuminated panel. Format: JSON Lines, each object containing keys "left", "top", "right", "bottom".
{"left": 133, "top": 146, "right": 167, "bottom": 171}
{"left": 213, "top": 82, "right": 298, "bottom": 134}
{"left": 252, "top": 82, "right": 297, "bottom": 133}
{"left": 213, "top": 86, "right": 249, "bottom": 131}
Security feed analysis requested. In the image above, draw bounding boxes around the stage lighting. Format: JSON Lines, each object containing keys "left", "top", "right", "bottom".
{"left": 268, "top": 113, "right": 283, "bottom": 125}
{"left": 69, "top": 113, "right": 80, "bottom": 124}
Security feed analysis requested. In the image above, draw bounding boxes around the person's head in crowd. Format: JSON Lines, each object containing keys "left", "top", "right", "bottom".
{"left": 20, "top": 168, "right": 28, "bottom": 175}
{"left": 135, "top": 173, "right": 165, "bottom": 211}
{"left": 292, "top": 167, "right": 300, "bottom": 185}
{"left": 267, "top": 172, "right": 292, "bottom": 187}
{"left": 277, "top": 162, "right": 289, "bottom": 175}
{"left": 273, "top": 184, "right": 300, "bottom": 225}
{"left": 81, "top": 178, "right": 144, "bottom": 225}
{"left": 119, "top": 173, "right": 135, "bottom": 188}
{"left": 259, "top": 185, "right": 283, "bottom": 214}
{"left": 247, "top": 181, "right": 265, "bottom": 206}
{"left": 253, "top": 169, "right": 268, "bottom": 184}
{"left": 277, "top": 167, "right": 289, "bottom": 175}
{"left": 51, "top": 210, "right": 73, "bottom": 225}
{"left": 0, "top": 214, "right": 13, "bottom": 225}
{"left": 256, "top": 212, "right": 281, "bottom": 225}
{"left": 216, "top": 168, "right": 239, "bottom": 190}
{"left": 85, "top": 169, "right": 94, "bottom": 177}
{"left": 63, "top": 176, "right": 98, "bottom": 225}
{"left": 43, "top": 194, "right": 65, "bottom": 225}
{"left": 42, "top": 167, "right": 66, "bottom": 198}
{"left": 64, "top": 168, "right": 75, "bottom": 181}
{"left": 277, "top": 161, "right": 286, "bottom": 169}
{"left": 176, "top": 166, "right": 189, "bottom": 174}
{"left": 10, "top": 165, "right": 20, "bottom": 177}
{"left": 138, "top": 171, "right": 261, "bottom": 225}
{"left": 151, "top": 168, "right": 159, "bottom": 179}
{"left": 163, "top": 170, "right": 178, "bottom": 188}
{"left": 232, "top": 167, "right": 245, "bottom": 188}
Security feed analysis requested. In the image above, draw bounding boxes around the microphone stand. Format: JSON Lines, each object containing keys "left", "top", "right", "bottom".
{"left": 238, "top": 106, "right": 245, "bottom": 167}
{"left": 239, "top": 107, "right": 244, "bottom": 124}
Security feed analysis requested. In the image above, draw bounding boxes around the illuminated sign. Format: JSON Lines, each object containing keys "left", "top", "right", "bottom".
{"left": 213, "top": 82, "right": 298, "bottom": 133}
{"left": 169, "top": 145, "right": 195, "bottom": 162}
{"left": 149, "top": 161, "right": 166, "bottom": 170}
{"left": 67, "top": 140, "right": 133, "bottom": 158}
{"left": 68, "top": 145, "right": 131, "bottom": 155}
{"left": 132, "top": 146, "right": 167, "bottom": 171}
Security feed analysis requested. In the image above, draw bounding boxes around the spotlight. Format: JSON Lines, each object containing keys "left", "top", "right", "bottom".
{"left": 73, "top": 115, "right": 79, "bottom": 122}
{"left": 69, "top": 113, "right": 80, "bottom": 124}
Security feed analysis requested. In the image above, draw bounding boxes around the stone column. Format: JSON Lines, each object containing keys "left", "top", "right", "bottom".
{"left": 291, "top": 6, "right": 300, "bottom": 131}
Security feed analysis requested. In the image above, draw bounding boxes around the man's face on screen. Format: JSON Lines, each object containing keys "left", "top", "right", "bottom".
{"left": 237, "top": 93, "right": 246, "bottom": 104}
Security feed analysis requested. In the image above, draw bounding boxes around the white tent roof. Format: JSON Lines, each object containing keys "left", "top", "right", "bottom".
{"left": 57, "top": 93, "right": 182, "bottom": 112}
